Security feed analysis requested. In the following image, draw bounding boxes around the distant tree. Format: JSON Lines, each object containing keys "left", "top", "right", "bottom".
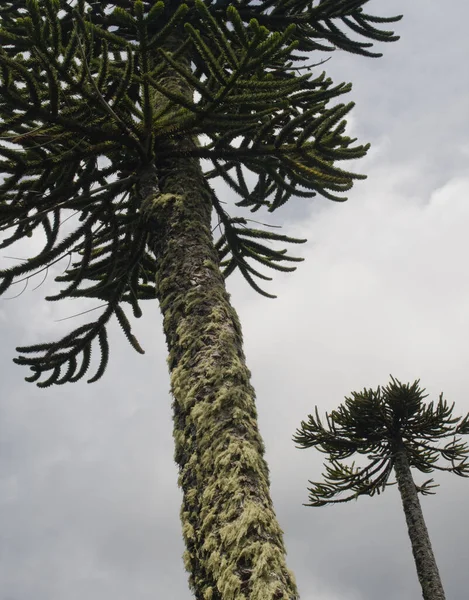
{"left": 294, "top": 377, "right": 469, "bottom": 600}
{"left": 0, "top": 1, "right": 402, "bottom": 598}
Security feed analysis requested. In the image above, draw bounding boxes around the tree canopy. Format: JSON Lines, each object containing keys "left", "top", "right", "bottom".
{"left": 294, "top": 377, "right": 469, "bottom": 505}
{"left": 0, "top": 0, "right": 401, "bottom": 387}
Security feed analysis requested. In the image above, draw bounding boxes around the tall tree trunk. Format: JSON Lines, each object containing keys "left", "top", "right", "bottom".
{"left": 138, "top": 30, "right": 298, "bottom": 600}
{"left": 393, "top": 444, "right": 446, "bottom": 600}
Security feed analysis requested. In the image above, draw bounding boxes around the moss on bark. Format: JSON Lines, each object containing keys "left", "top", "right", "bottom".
{"left": 141, "top": 158, "right": 297, "bottom": 598}
{"left": 138, "top": 29, "right": 298, "bottom": 600}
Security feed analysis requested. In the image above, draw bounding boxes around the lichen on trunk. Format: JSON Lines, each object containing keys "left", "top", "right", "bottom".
{"left": 393, "top": 443, "right": 446, "bottom": 600}
{"left": 138, "top": 29, "right": 298, "bottom": 600}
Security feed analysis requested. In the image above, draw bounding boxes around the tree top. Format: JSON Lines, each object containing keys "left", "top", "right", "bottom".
{"left": 294, "top": 377, "right": 469, "bottom": 505}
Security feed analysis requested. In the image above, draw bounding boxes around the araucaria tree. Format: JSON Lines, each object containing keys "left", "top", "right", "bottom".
{"left": 294, "top": 378, "right": 469, "bottom": 600}
{"left": 0, "top": 1, "right": 401, "bottom": 598}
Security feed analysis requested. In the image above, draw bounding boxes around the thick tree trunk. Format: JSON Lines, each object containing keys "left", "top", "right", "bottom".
{"left": 393, "top": 444, "right": 446, "bottom": 600}
{"left": 138, "top": 30, "right": 298, "bottom": 600}
{"left": 141, "top": 146, "right": 298, "bottom": 600}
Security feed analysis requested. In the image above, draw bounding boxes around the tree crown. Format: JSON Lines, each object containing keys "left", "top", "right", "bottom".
{"left": 294, "top": 377, "right": 469, "bottom": 505}
{"left": 0, "top": 0, "right": 401, "bottom": 385}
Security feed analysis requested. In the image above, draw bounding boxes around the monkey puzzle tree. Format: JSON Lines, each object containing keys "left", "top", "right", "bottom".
{"left": 294, "top": 377, "right": 469, "bottom": 600}
{"left": 0, "top": 1, "right": 401, "bottom": 598}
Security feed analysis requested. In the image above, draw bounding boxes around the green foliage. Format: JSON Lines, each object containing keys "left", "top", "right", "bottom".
{"left": 294, "top": 377, "right": 469, "bottom": 505}
{"left": 0, "top": 0, "right": 402, "bottom": 385}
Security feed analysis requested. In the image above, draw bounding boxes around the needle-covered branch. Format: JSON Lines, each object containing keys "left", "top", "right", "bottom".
{"left": 294, "top": 377, "right": 469, "bottom": 505}
{"left": 0, "top": 1, "right": 400, "bottom": 383}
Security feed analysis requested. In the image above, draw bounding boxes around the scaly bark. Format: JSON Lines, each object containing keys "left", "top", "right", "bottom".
{"left": 393, "top": 443, "right": 446, "bottom": 600}
{"left": 138, "top": 29, "right": 298, "bottom": 600}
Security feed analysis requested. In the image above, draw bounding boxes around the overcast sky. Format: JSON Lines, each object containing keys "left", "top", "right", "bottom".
{"left": 1, "top": 1, "right": 469, "bottom": 599}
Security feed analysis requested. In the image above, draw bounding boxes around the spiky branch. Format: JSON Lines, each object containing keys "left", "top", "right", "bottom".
{"left": 0, "top": 0, "right": 401, "bottom": 385}
{"left": 294, "top": 377, "right": 469, "bottom": 503}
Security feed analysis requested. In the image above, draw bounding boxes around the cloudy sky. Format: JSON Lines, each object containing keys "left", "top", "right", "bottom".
{"left": 1, "top": 1, "right": 469, "bottom": 599}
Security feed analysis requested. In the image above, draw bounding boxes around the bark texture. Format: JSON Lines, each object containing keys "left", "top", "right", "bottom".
{"left": 393, "top": 444, "right": 446, "bottom": 600}
{"left": 138, "top": 30, "right": 298, "bottom": 600}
